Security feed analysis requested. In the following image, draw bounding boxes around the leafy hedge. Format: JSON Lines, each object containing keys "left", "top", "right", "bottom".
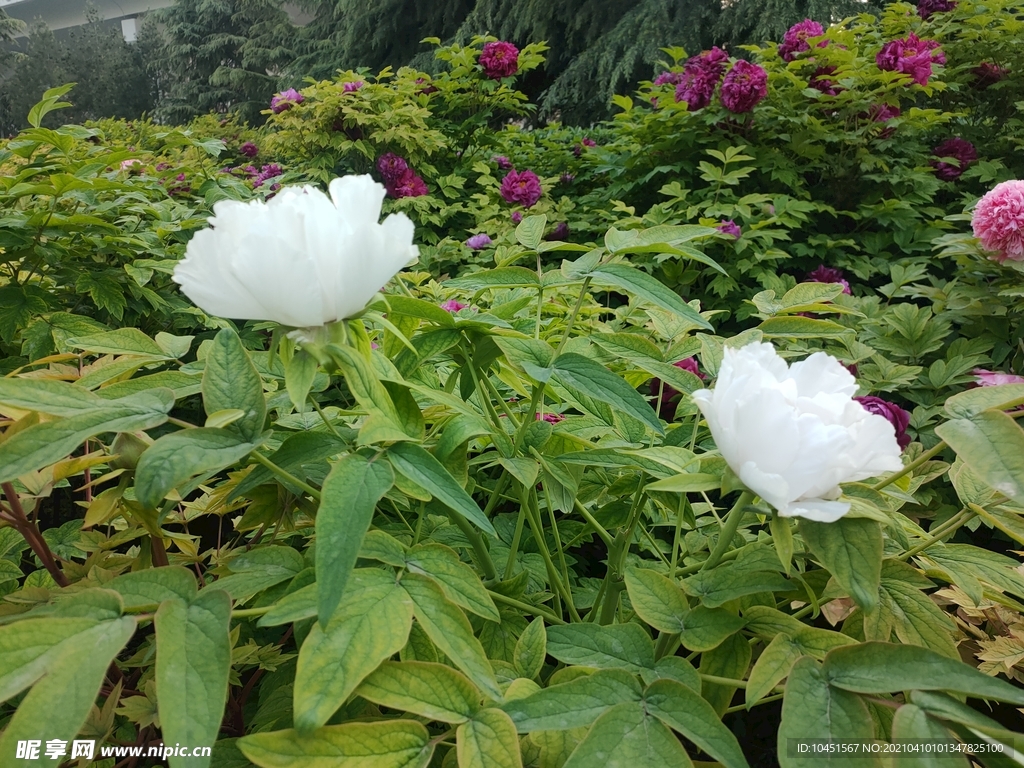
{"left": 1, "top": 2, "right": 1024, "bottom": 767}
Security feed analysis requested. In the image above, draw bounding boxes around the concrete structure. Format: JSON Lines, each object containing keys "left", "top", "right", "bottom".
{"left": 1, "top": 0, "right": 175, "bottom": 38}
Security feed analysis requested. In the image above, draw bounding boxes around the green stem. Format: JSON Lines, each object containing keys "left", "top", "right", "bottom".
{"left": 525, "top": 488, "right": 579, "bottom": 621}
{"left": 898, "top": 507, "right": 975, "bottom": 562}
{"left": 872, "top": 441, "right": 947, "bottom": 491}
{"left": 555, "top": 276, "right": 592, "bottom": 357}
{"left": 699, "top": 673, "right": 747, "bottom": 688}
{"left": 444, "top": 508, "right": 498, "bottom": 582}
{"left": 700, "top": 491, "right": 753, "bottom": 572}
{"left": 724, "top": 692, "right": 784, "bottom": 714}
{"left": 504, "top": 495, "right": 528, "bottom": 581}
{"left": 573, "top": 500, "right": 614, "bottom": 548}
{"left": 249, "top": 451, "right": 322, "bottom": 502}
{"left": 654, "top": 631, "right": 680, "bottom": 661}
{"left": 487, "top": 591, "right": 567, "bottom": 625}
{"left": 309, "top": 396, "right": 342, "bottom": 438}
{"left": 231, "top": 606, "right": 273, "bottom": 619}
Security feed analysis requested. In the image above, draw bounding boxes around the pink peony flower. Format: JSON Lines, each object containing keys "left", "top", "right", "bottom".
{"left": 972, "top": 180, "right": 1024, "bottom": 263}
{"left": 466, "top": 233, "right": 493, "bottom": 250}
{"left": 388, "top": 169, "right": 428, "bottom": 198}
{"left": 973, "top": 62, "right": 1008, "bottom": 89}
{"left": 492, "top": 155, "right": 513, "bottom": 170}
{"left": 779, "top": 19, "right": 825, "bottom": 62}
{"left": 650, "top": 358, "right": 706, "bottom": 421}
{"left": 377, "top": 153, "right": 409, "bottom": 185}
{"left": 573, "top": 137, "right": 597, "bottom": 157}
{"left": 717, "top": 220, "right": 742, "bottom": 238}
{"left": 511, "top": 211, "right": 523, "bottom": 224}
{"left": 918, "top": 0, "right": 956, "bottom": 20}
{"left": 479, "top": 41, "right": 519, "bottom": 79}
{"left": 806, "top": 265, "right": 851, "bottom": 294}
{"left": 931, "top": 138, "right": 977, "bottom": 181}
{"left": 119, "top": 159, "right": 142, "bottom": 171}
{"left": 441, "top": 300, "right": 467, "bottom": 313}
{"left": 239, "top": 142, "right": 259, "bottom": 158}
{"left": 854, "top": 396, "right": 911, "bottom": 450}
{"left": 973, "top": 369, "right": 1024, "bottom": 387}
{"left": 270, "top": 88, "right": 303, "bottom": 113}
{"left": 876, "top": 34, "right": 944, "bottom": 87}
{"left": 720, "top": 60, "right": 768, "bottom": 113}
{"left": 500, "top": 169, "right": 542, "bottom": 208}
{"left": 343, "top": 80, "right": 364, "bottom": 92}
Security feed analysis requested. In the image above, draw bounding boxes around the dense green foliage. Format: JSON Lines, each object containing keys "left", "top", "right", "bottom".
{"left": 2, "top": 3, "right": 1024, "bottom": 767}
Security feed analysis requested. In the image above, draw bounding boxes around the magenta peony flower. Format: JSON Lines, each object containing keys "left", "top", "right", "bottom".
{"left": 779, "top": 19, "right": 825, "bottom": 62}
{"left": 807, "top": 265, "right": 851, "bottom": 294}
{"left": 536, "top": 412, "right": 565, "bottom": 423}
{"left": 441, "top": 300, "right": 467, "bottom": 313}
{"left": 844, "top": 362, "right": 859, "bottom": 378}
{"left": 972, "top": 180, "right": 1024, "bottom": 263}
{"left": 252, "top": 164, "right": 282, "bottom": 188}
{"left": 270, "top": 88, "right": 303, "bottom": 114}
{"left": 931, "top": 138, "right": 977, "bottom": 181}
{"left": 239, "top": 142, "right": 259, "bottom": 158}
{"left": 492, "top": 155, "right": 513, "bottom": 170}
{"left": 973, "top": 62, "right": 1009, "bottom": 89}
{"left": 573, "top": 137, "right": 597, "bottom": 157}
{"left": 511, "top": 211, "right": 523, "bottom": 224}
{"left": 918, "top": 0, "right": 956, "bottom": 19}
{"left": 155, "top": 162, "right": 171, "bottom": 172}
{"left": 415, "top": 77, "right": 439, "bottom": 95}
{"left": 343, "top": 80, "right": 364, "bottom": 93}
{"left": 546, "top": 222, "right": 570, "bottom": 241}
{"left": 500, "top": 169, "right": 542, "bottom": 208}
{"left": 653, "top": 71, "right": 684, "bottom": 86}
{"left": 466, "top": 233, "right": 493, "bottom": 250}
{"left": 974, "top": 369, "right": 1024, "bottom": 387}
{"left": 876, "top": 34, "right": 944, "bottom": 86}
{"left": 720, "top": 61, "right": 769, "bottom": 113}
{"left": 560, "top": 172, "right": 576, "bottom": 184}
{"left": 809, "top": 66, "right": 842, "bottom": 96}
{"left": 479, "top": 41, "right": 519, "bottom": 79}
{"left": 388, "top": 169, "right": 429, "bottom": 198}
{"left": 854, "top": 396, "right": 911, "bottom": 450}
{"left": 650, "top": 358, "right": 706, "bottom": 421}
{"left": 674, "top": 47, "right": 729, "bottom": 111}
{"left": 377, "top": 153, "right": 409, "bottom": 185}
{"left": 717, "top": 220, "right": 742, "bottom": 238}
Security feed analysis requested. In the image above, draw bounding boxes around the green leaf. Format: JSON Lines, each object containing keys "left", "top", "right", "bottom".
{"left": 446, "top": 267, "right": 540, "bottom": 290}
{"left": 546, "top": 624, "right": 655, "bottom": 673}
{"left": 516, "top": 215, "right": 547, "bottom": 250}
{"left": 0, "top": 617, "right": 103, "bottom": 704}
{"left": 135, "top": 428, "right": 259, "bottom": 509}
{"left": 778, "top": 657, "right": 879, "bottom": 768}
{"left": 357, "top": 661, "right": 480, "bottom": 724}
{"left": 936, "top": 411, "right": 1024, "bottom": 505}
{"left": 589, "top": 263, "right": 712, "bottom": 330}
{"left": 66, "top": 328, "right": 172, "bottom": 358}
{"left": 746, "top": 633, "right": 802, "bottom": 707}
{"left": 944, "top": 384, "right": 1024, "bottom": 419}
{"left": 155, "top": 590, "right": 232, "bottom": 768}
{"left": 387, "top": 295, "right": 456, "bottom": 328}
{"left": 645, "top": 473, "right": 722, "bottom": 493}
{"left": 0, "top": 391, "right": 175, "bottom": 484}
{"left": 328, "top": 344, "right": 404, "bottom": 424}
{"left": 199, "top": 328, "right": 266, "bottom": 442}
{"left": 0, "top": 284, "right": 48, "bottom": 341}
{"left": 388, "top": 442, "right": 497, "bottom": 537}
{"left": 0, "top": 618, "right": 136, "bottom": 768}
{"left": 316, "top": 454, "right": 394, "bottom": 627}
{"left": 822, "top": 642, "right": 1024, "bottom": 704}
{"left": 682, "top": 567, "right": 791, "bottom": 609}
{"left": 258, "top": 582, "right": 318, "bottom": 627}
{"left": 552, "top": 353, "right": 664, "bottom": 435}
{"left": 107, "top": 566, "right": 198, "bottom": 608}
{"left": 699, "top": 632, "right": 751, "bottom": 716}
{"left": 400, "top": 573, "right": 501, "bottom": 701}
{"left": 231, "top": 431, "right": 346, "bottom": 500}
{"left": 458, "top": 708, "right": 524, "bottom": 768}
{"left": 562, "top": 702, "right": 693, "bottom": 768}
{"left": 644, "top": 678, "right": 750, "bottom": 768}
{"left": 514, "top": 617, "right": 547, "bottom": 680}
{"left": 878, "top": 560, "right": 957, "bottom": 658}
{"left": 758, "top": 316, "right": 851, "bottom": 339}
{"left": 0, "top": 377, "right": 104, "bottom": 416}
{"left": 890, "top": 705, "right": 967, "bottom": 768}
{"left": 294, "top": 577, "right": 414, "bottom": 732}
{"left": 213, "top": 546, "right": 305, "bottom": 602}
{"left": 800, "top": 517, "right": 882, "bottom": 611}
{"left": 238, "top": 720, "right": 433, "bottom": 768}
{"left": 502, "top": 669, "right": 642, "bottom": 732}
{"left": 624, "top": 567, "right": 689, "bottom": 634}
{"left": 405, "top": 543, "right": 500, "bottom": 621}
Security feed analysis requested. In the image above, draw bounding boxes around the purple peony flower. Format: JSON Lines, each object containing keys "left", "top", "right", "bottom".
{"left": 809, "top": 66, "right": 841, "bottom": 96}
{"left": 973, "top": 62, "right": 1008, "bottom": 89}
{"left": 252, "top": 163, "right": 283, "bottom": 188}
{"left": 479, "top": 41, "right": 519, "bottom": 79}
{"left": 720, "top": 60, "right": 769, "bottom": 113}
{"left": 876, "top": 34, "right": 944, "bottom": 87}
{"left": 492, "top": 155, "right": 513, "bottom": 170}
{"left": 931, "top": 137, "right": 977, "bottom": 181}
{"left": 466, "top": 233, "right": 493, "bottom": 250}
{"left": 653, "top": 71, "right": 684, "bottom": 86}
{"left": 560, "top": 172, "right": 576, "bottom": 184}
{"left": 239, "top": 142, "right": 259, "bottom": 158}
{"left": 573, "top": 137, "right": 597, "bottom": 157}
{"left": 844, "top": 362, "right": 859, "bottom": 377}
{"left": 441, "top": 300, "right": 467, "bottom": 313}
{"left": 717, "top": 220, "right": 742, "bottom": 238}
{"left": 155, "top": 162, "right": 171, "bottom": 172}
{"left": 377, "top": 153, "right": 409, "bottom": 185}
{"left": 536, "top": 412, "right": 565, "bottom": 423}
{"left": 500, "top": 169, "right": 542, "bottom": 208}
{"left": 388, "top": 169, "right": 429, "bottom": 198}
{"left": 270, "top": 88, "right": 303, "bottom": 114}
{"left": 779, "top": 19, "right": 825, "bottom": 62}
{"left": 855, "top": 396, "right": 911, "bottom": 450}
{"left": 343, "top": 80, "right": 364, "bottom": 93}
{"left": 674, "top": 47, "right": 729, "bottom": 110}
{"left": 806, "top": 265, "right": 851, "bottom": 294}
{"left": 511, "top": 211, "right": 523, "bottom": 224}
{"left": 546, "top": 222, "right": 570, "bottom": 241}
{"left": 867, "top": 103, "right": 901, "bottom": 138}
{"left": 918, "top": 0, "right": 956, "bottom": 19}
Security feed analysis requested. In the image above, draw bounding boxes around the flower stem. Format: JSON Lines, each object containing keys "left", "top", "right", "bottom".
{"left": 700, "top": 491, "right": 753, "bottom": 572}
{"left": 248, "top": 451, "right": 322, "bottom": 502}
{"left": 555, "top": 276, "right": 591, "bottom": 357}
{"left": 487, "top": 591, "right": 567, "bottom": 626}
{"left": 871, "top": 441, "right": 947, "bottom": 491}
{"left": 444, "top": 508, "right": 498, "bottom": 582}
{"left": 898, "top": 506, "right": 975, "bottom": 561}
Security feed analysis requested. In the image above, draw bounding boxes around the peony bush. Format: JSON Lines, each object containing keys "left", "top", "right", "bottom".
{"left": 2, "top": 3, "right": 1024, "bottom": 767}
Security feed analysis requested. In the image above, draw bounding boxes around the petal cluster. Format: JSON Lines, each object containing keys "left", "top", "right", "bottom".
{"left": 692, "top": 343, "right": 903, "bottom": 522}
{"left": 720, "top": 60, "right": 769, "bottom": 113}
{"left": 479, "top": 41, "right": 520, "bottom": 79}
{"left": 172, "top": 175, "right": 417, "bottom": 328}
{"left": 876, "top": 34, "right": 944, "bottom": 86}
{"left": 931, "top": 137, "right": 977, "bottom": 182}
{"left": 500, "top": 169, "right": 543, "bottom": 208}
{"left": 779, "top": 20, "right": 825, "bottom": 62}
{"left": 971, "top": 180, "right": 1024, "bottom": 263}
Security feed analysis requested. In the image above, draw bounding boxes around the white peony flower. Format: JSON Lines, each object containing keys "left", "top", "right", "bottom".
{"left": 172, "top": 175, "right": 417, "bottom": 329}
{"left": 691, "top": 342, "right": 903, "bottom": 523}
